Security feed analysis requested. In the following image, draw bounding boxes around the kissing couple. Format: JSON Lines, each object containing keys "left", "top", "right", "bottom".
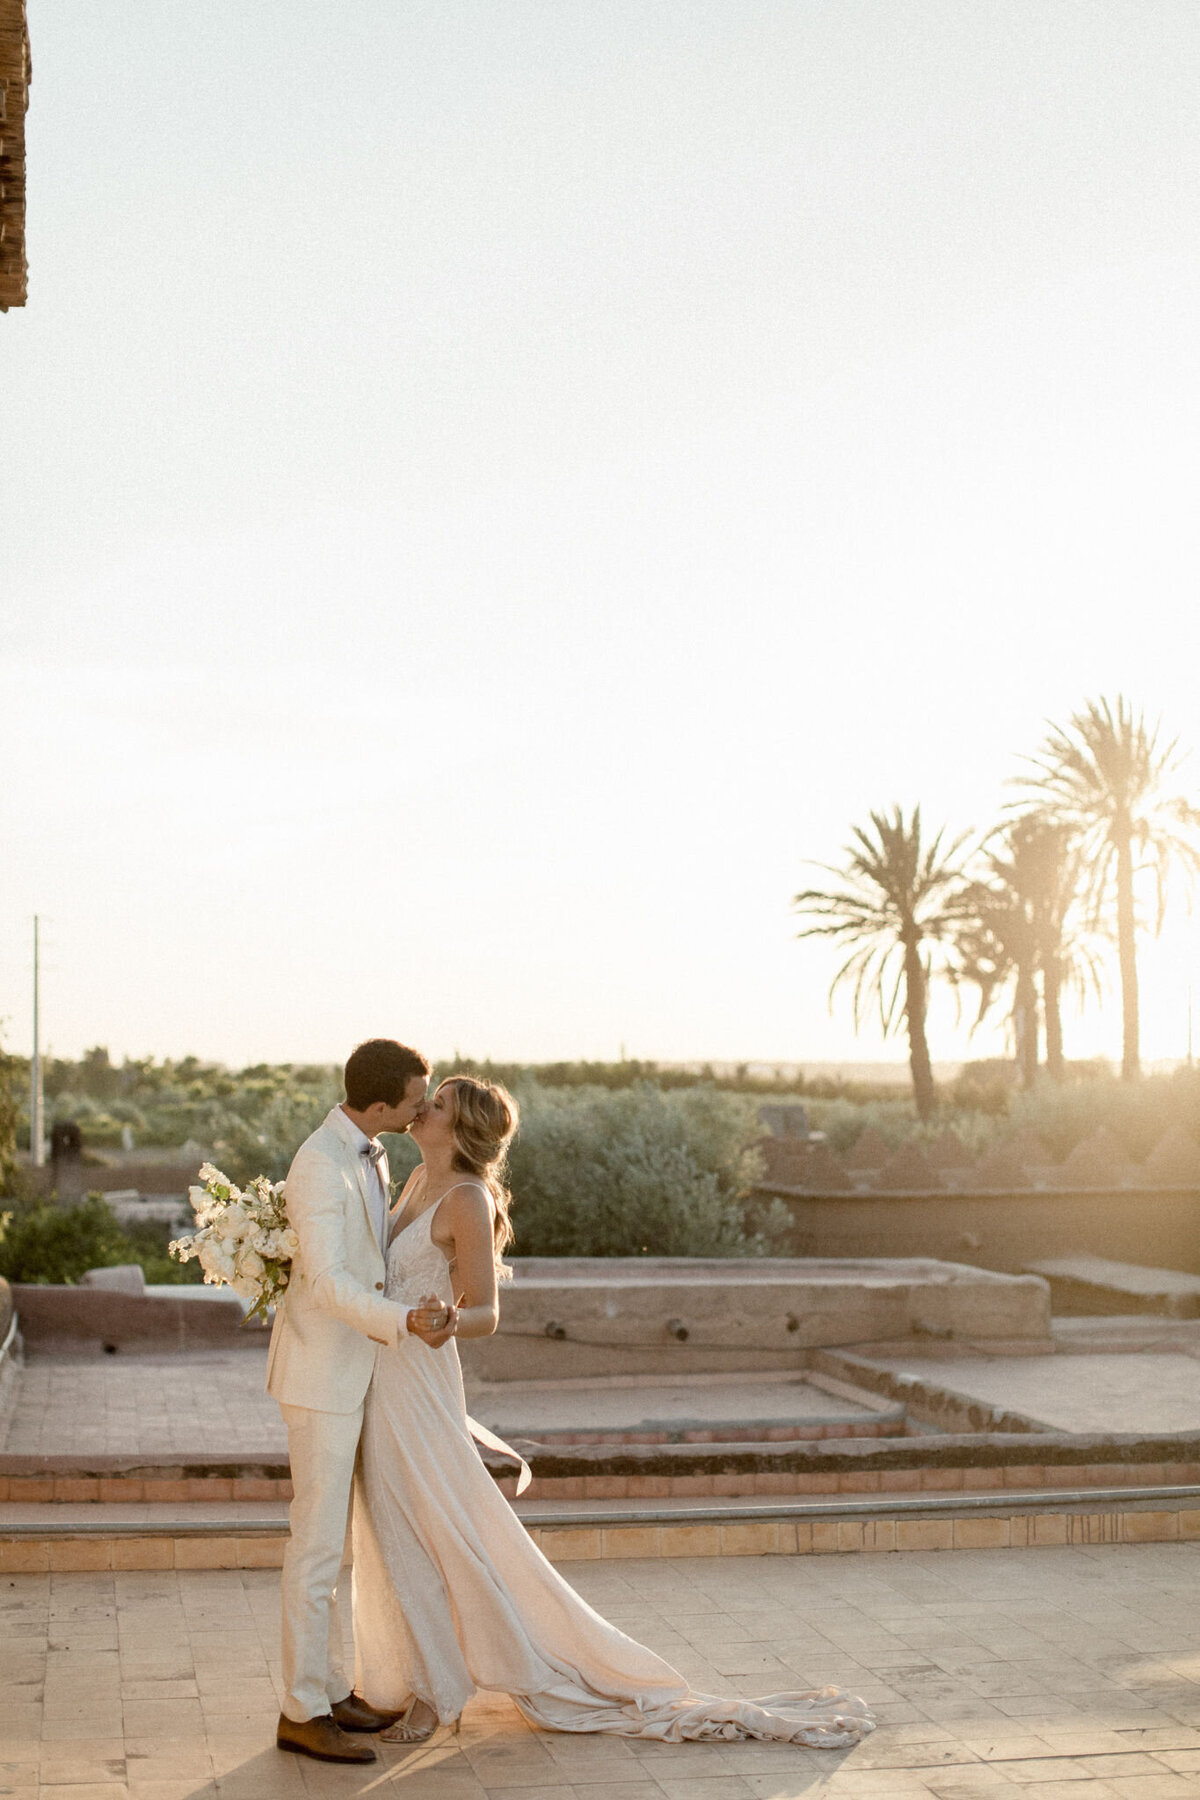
{"left": 268, "top": 1037, "right": 874, "bottom": 1762}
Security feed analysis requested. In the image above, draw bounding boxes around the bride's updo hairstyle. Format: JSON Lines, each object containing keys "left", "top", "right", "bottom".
{"left": 437, "top": 1076, "right": 519, "bottom": 1274}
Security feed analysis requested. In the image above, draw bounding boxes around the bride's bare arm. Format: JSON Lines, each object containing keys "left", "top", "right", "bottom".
{"left": 434, "top": 1184, "right": 499, "bottom": 1341}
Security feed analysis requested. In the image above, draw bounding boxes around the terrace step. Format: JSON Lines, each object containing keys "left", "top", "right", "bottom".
{"left": 1053, "top": 1314, "right": 1200, "bottom": 1350}
{"left": 8, "top": 1431, "right": 1200, "bottom": 1505}
{"left": 6, "top": 1487, "right": 1200, "bottom": 1569}
{"left": 1028, "top": 1256, "right": 1200, "bottom": 1317}
{"left": 470, "top": 1365, "right": 908, "bottom": 1444}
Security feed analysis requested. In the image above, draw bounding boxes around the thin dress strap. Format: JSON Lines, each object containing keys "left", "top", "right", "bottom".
{"left": 424, "top": 1180, "right": 491, "bottom": 1235}
{"left": 391, "top": 1176, "right": 491, "bottom": 1246}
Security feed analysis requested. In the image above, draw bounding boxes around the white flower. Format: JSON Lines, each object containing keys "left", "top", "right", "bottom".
{"left": 200, "top": 1242, "right": 237, "bottom": 1282}
{"left": 214, "top": 1204, "right": 249, "bottom": 1243}
{"left": 171, "top": 1161, "right": 296, "bottom": 1286}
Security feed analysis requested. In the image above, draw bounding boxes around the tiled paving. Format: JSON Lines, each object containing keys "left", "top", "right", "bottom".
{"left": 0, "top": 1358, "right": 886, "bottom": 1460}
{"left": 867, "top": 1354, "right": 1200, "bottom": 1435}
{"left": 9, "top": 1545, "right": 1200, "bottom": 1796}
{"left": 0, "top": 1354, "right": 284, "bottom": 1457}
{"left": 14, "top": 1347, "right": 1200, "bottom": 1462}
{"left": 471, "top": 1371, "right": 889, "bottom": 1444}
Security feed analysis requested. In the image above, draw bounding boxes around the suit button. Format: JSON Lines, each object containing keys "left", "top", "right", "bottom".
{"left": 375, "top": 1282, "right": 384, "bottom": 1291}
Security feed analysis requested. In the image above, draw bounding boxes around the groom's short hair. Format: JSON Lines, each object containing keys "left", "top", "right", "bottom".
{"left": 344, "top": 1039, "right": 430, "bottom": 1110}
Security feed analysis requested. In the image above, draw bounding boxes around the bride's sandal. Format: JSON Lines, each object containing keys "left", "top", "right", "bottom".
{"left": 379, "top": 1697, "right": 440, "bottom": 1745}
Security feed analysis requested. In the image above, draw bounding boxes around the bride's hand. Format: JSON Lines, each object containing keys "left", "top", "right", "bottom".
{"left": 406, "top": 1293, "right": 459, "bottom": 1347}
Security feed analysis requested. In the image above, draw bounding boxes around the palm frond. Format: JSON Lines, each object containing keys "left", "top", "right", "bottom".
{"left": 793, "top": 804, "right": 969, "bottom": 1042}
{"left": 1012, "top": 693, "right": 1200, "bottom": 942}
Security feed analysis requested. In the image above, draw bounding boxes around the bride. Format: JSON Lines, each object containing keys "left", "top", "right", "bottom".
{"left": 351, "top": 1073, "right": 874, "bottom": 1749}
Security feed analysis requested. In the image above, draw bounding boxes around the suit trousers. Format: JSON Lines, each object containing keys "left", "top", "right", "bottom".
{"left": 278, "top": 1401, "right": 364, "bottom": 1722}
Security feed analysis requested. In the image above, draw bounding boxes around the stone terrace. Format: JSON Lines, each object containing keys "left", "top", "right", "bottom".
{"left": 1, "top": 1354, "right": 283, "bottom": 1460}
{"left": 11, "top": 1544, "right": 1200, "bottom": 1797}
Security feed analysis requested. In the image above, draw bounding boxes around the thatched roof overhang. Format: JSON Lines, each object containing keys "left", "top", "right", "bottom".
{"left": 0, "top": 0, "right": 29, "bottom": 310}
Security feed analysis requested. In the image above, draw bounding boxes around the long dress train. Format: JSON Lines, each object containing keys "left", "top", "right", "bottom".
{"left": 352, "top": 1206, "right": 874, "bottom": 1747}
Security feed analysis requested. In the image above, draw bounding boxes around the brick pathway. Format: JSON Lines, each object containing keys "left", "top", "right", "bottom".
{"left": 8, "top": 1544, "right": 1200, "bottom": 1796}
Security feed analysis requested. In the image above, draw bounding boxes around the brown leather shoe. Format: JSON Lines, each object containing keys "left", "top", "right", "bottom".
{"left": 276, "top": 1712, "right": 377, "bottom": 1762}
{"left": 331, "top": 1692, "right": 404, "bottom": 1732}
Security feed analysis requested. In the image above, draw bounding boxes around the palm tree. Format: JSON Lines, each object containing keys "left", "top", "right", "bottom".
{"left": 1017, "top": 696, "right": 1200, "bottom": 1080}
{"left": 1022, "top": 814, "right": 1102, "bottom": 1081}
{"left": 793, "top": 806, "right": 969, "bottom": 1119}
{"left": 951, "top": 863, "right": 1040, "bottom": 1090}
{"left": 952, "top": 816, "right": 1102, "bottom": 1086}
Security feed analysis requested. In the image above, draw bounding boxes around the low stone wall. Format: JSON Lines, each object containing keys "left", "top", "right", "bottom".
{"left": 12, "top": 1285, "right": 263, "bottom": 1352}
{"left": 22, "top": 1159, "right": 198, "bottom": 1199}
{"left": 757, "top": 1184, "right": 1200, "bottom": 1275}
{"left": 12, "top": 1256, "right": 1052, "bottom": 1365}
{"left": 461, "top": 1256, "right": 1052, "bottom": 1379}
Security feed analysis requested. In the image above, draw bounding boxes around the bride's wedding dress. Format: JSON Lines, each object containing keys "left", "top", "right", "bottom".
{"left": 351, "top": 1203, "right": 874, "bottom": 1747}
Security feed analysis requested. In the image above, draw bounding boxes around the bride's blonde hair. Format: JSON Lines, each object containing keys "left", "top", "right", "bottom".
{"left": 437, "top": 1076, "right": 519, "bottom": 1274}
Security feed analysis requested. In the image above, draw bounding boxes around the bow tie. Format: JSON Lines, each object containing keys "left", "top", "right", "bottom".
{"left": 360, "top": 1141, "right": 385, "bottom": 1168}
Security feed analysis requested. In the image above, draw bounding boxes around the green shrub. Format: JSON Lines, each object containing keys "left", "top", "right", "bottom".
{"left": 950, "top": 1060, "right": 1018, "bottom": 1116}
{"left": 210, "top": 1079, "right": 340, "bottom": 1184}
{"left": 506, "top": 1082, "right": 781, "bottom": 1258}
{"left": 0, "top": 1192, "right": 136, "bottom": 1285}
{"left": 798, "top": 1067, "right": 1200, "bottom": 1167}
{"left": 118, "top": 1216, "right": 203, "bottom": 1284}
{"left": 802, "top": 1095, "right": 918, "bottom": 1155}
{"left": 1006, "top": 1065, "right": 1200, "bottom": 1162}
{"left": 0, "top": 1189, "right": 206, "bottom": 1287}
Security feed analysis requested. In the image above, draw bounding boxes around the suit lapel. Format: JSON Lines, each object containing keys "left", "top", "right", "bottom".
{"left": 330, "top": 1114, "right": 380, "bottom": 1247}
{"left": 358, "top": 1141, "right": 391, "bottom": 1256}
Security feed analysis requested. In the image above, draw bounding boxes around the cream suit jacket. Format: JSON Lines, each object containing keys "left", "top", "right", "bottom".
{"left": 266, "top": 1107, "right": 406, "bottom": 1413}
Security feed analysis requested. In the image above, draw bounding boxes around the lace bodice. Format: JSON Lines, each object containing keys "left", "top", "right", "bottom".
{"left": 384, "top": 1206, "right": 454, "bottom": 1309}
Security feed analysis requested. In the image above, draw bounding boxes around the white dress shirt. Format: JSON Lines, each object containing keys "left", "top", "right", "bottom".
{"left": 332, "top": 1105, "right": 388, "bottom": 1251}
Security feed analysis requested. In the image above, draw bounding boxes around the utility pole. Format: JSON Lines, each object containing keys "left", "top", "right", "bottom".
{"left": 31, "top": 915, "right": 44, "bottom": 1167}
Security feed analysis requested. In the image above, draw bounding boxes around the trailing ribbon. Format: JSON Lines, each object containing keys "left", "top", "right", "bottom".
{"left": 466, "top": 1412, "right": 532, "bottom": 1496}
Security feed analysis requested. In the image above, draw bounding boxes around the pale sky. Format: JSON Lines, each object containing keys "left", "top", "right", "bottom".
{"left": 3, "top": 1, "right": 1200, "bottom": 1070}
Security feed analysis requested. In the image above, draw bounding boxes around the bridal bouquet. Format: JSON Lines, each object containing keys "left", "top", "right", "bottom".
{"left": 169, "top": 1163, "right": 299, "bottom": 1323}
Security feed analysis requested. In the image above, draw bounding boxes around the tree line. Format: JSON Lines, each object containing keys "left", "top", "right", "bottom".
{"left": 793, "top": 696, "right": 1200, "bottom": 1119}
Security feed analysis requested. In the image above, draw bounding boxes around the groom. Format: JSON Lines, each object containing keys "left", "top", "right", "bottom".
{"left": 268, "top": 1037, "right": 433, "bottom": 1764}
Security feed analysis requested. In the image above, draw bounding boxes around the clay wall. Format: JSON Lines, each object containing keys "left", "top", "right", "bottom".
{"left": 757, "top": 1184, "right": 1200, "bottom": 1273}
